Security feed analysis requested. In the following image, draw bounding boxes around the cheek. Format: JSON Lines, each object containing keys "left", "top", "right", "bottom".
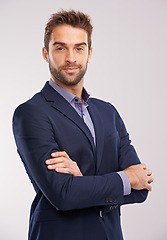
{"left": 83, "top": 57, "right": 89, "bottom": 67}
{"left": 49, "top": 55, "right": 63, "bottom": 69}
{"left": 79, "top": 54, "right": 89, "bottom": 65}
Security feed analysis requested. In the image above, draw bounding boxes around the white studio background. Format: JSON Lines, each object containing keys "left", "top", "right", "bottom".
{"left": 0, "top": 0, "right": 167, "bottom": 239}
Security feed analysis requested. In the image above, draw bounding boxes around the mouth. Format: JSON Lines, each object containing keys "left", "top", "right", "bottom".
{"left": 63, "top": 67, "right": 79, "bottom": 73}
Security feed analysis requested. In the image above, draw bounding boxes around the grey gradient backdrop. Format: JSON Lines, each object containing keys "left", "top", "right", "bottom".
{"left": 1, "top": 0, "right": 167, "bottom": 239}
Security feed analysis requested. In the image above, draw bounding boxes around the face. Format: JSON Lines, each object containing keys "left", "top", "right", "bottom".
{"left": 43, "top": 24, "right": 92, "bottom": 87}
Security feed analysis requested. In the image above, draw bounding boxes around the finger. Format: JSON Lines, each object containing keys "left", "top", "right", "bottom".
{"left": 55, "top": 167, "right": 72, "bottom": 174}
{"left": 51, "top": 151, "right": 69, "bottom": 158}
{"left": 47, "top": 159, "right": 72, "bottom": 169}
{"left": 146, "top": 183, "right": 152, "bottom": 191}
{"left": 47, "top": 163, "right": 71, "bottom": 173}
{"left": 55, "top": 162, "right": 69, "bottom": 169}
{"left": 147, "top": 175, "right": 154, "bottom": 184}
{"left": 146, "top": 169, "right": 152, "bottom": 176}
{"left": 46, "top": 159, "right": 55, "bottom": 165}
{"left": 45, "top": 157, "right": 65, "bottom": 165}
{"left": 141, "top": 163, "right": 147, "bottom": 169}
{"left": 47, "top": 164, "right": 57, "bottom": 170}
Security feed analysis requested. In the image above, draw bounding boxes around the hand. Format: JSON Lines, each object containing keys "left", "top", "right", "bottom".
{"left": 45, "top": 151, "right": 83, "bottom": 176}
{"left": 123, "top": 163, "right": 153, "bottom": 191}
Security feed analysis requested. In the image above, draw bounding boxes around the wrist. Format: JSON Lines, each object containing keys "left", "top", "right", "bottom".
{"left": 123, "top": 169, "right": 135, "bottom": 188}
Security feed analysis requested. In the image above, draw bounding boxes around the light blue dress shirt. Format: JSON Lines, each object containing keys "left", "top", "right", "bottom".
{"left": 49, "top": 79, "right": 131, "bottom": 196}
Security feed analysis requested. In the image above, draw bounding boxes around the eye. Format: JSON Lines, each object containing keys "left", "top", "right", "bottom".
{"left": 76, "top": 47, "right": 84, "bottom": 52}
{"left": 56, "top": 47, "right": 64, "bottom": 51}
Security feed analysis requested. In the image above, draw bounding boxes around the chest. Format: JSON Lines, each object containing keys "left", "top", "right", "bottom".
{"left": 46, "top": 106, "right": 120, "bottom": 175}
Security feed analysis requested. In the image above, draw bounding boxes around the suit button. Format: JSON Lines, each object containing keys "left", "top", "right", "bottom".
{"left": 109, "top": 205, "right": 118, "bottom": 210}
{"left": 105, "top": 198, "right": 117, "bottom": 203}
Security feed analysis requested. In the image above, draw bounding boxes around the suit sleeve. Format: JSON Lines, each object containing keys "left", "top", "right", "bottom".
{"left": 116, "top": 107, "right": 148, "bottom": 205}
{"left": 13, "top": 102, "right": 126, "bottom": 211}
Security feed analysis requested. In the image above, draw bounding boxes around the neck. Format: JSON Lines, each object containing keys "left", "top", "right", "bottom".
{"left": 51, "top": 76, "right": 84, "bottom": 99}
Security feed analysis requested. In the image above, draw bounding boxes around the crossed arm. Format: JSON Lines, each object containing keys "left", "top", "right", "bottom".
{"left": 46, "top": 151, "right": 153, "bottom": 192}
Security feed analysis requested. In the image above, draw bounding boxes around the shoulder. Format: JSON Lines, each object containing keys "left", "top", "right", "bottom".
{"left": 13, "top": 81, "right": 58, "bottom": 117}
{"left": 89, "top": 97, "right": 119, "bottom": 115}
{"left": 12, "top": 91, "right": 52, "bottom": 138}
{"left": 13, "top": 91, "right": 46, "bottom": 122}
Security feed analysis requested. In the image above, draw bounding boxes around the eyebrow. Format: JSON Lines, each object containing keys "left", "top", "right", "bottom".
{"left": 53, "top": 42, "right": 87, "bottom": 47}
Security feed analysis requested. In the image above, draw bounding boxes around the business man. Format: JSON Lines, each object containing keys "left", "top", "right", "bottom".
{"left": 13, "top": 10, "right": 153, "bottom": 240}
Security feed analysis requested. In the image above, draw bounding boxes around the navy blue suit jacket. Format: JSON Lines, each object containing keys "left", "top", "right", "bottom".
{"left": 13, "top": 82, "right": 148, "bottom": 240}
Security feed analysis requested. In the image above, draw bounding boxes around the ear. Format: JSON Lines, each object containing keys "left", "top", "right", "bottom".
{"left": 88, "top": 47, "right": 92, "bottom": 63}
{"left": 42, "top": 47, "right": 49, "bottom": 62}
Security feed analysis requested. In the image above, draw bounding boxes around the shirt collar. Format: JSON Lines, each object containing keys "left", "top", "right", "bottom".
{"left": 49, "top": 79, "right": 90, "bottom": 104}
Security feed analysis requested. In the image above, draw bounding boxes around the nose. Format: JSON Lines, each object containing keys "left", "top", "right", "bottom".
{"left": 65, "top": 50, "right": 76, "bottom": 64}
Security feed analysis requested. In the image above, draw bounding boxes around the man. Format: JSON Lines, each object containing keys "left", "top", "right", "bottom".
{"left": 13, "top": 10, "right": 153, "bottom": 240}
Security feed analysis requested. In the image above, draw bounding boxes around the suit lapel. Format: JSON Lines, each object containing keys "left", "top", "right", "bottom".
{"left": 88, "top": 100, "right": 105, "bottom": 173}
{"left": 41, "top": 82, "right": 95, "bottom": 152}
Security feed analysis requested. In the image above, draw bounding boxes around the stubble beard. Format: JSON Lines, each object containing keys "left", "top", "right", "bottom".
{"left": 49, "top": 61, "right": 88, "bottom": 86}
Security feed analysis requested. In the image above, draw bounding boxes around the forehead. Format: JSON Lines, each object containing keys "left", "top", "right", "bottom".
{"left": 50, "top": 24, "right": 88, "bottom": 45}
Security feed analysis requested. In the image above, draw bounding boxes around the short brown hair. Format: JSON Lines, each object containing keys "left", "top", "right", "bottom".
{"left": 44, "top": 10, "right": 93, "bottom": 52}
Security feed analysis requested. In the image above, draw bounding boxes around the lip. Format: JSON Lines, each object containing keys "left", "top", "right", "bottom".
{"left": 63, "top": 68, "right": 78, "bottom": 73}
